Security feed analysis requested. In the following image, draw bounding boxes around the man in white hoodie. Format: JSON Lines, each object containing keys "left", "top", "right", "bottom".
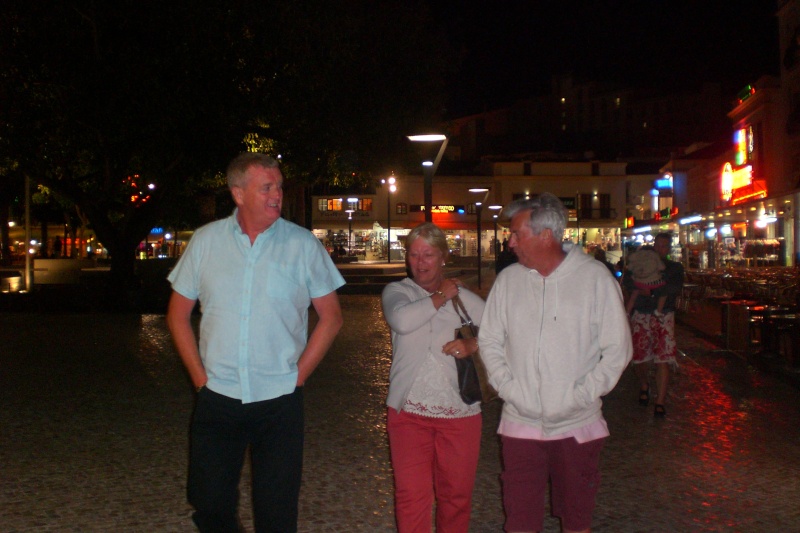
{"left": 479, "top": 193, "right": 632, "bottom": 533}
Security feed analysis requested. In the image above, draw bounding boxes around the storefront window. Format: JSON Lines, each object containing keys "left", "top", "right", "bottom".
{"left": 318, "top": 198, "right": 344, "bottom": 212}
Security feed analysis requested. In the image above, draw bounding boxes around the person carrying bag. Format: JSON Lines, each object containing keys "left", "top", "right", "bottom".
{"left": 381, "top": 222, "right": 486, "bottom": 532}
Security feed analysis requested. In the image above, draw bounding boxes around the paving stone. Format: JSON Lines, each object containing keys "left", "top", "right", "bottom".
{"left": 2, "top": 293, "right": 800, "bottom": 531}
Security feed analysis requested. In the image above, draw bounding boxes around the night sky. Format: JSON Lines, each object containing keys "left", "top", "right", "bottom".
{"left": 430, "top": 0, "right": 781, "bottom": 117}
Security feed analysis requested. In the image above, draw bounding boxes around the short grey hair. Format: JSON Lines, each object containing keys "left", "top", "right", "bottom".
{"left": 405, "top": 222, "right": 449, "bottom": 258}
{"left": 226, "top": 152, "right": 281, "bottom": 189}
{"left": 504, "top": 192, "right": 567, "bottom": 241}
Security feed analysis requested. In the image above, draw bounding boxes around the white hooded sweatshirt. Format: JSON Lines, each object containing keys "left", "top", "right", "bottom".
{"left": 479, "top": 244, "right": 632, "bottom": 436}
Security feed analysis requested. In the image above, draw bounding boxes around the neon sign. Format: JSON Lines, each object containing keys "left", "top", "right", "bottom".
{"left": 734, "top": 126, "right": 754, "bottom": 166}
{"left": 720, "top": 162, "right": 766, "bottom": 205}
{"left": 655, "top": 173, "right": 673, "bottom": 190}
{"left": 736, "top": 84, "right": 756, "bottom": 105}
{"left": 735, "top": 129, "right": 746, "bottom": 165}
{"left": 412, "top": 205, "right": 465, "bottom": 213}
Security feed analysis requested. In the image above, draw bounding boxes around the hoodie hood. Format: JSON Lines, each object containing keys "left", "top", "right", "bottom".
{"left": 549, "top": 243, "right": 595, "bottom": 279}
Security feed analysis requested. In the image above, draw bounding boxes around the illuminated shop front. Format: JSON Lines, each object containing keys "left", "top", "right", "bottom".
{"left": 621, "top": 173, "right": 681, "bottom": 262}
{"left": 706, "top": 124, "right": 793, "bottom": 267}
{"left": 684, "top": 122, "right": 798, "bottom": 268}
{"left": 311, "top": 182, "right": 508, "bottom": 262}
{"left": 311, "top": 197, "right": 380, "bottom": 259}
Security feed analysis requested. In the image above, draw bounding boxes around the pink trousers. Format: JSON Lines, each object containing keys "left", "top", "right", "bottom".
{"left": 387, "top": 408, "right": 482, "bottom": 533}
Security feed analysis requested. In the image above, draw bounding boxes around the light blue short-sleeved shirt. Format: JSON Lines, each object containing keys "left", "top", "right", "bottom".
{"left": 168, "top": 211, "right": 346, "bottom": 403}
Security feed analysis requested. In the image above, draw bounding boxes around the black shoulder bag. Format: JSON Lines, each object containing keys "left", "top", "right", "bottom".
{"left": 452, "top": 295, "right": 497, "bottom": 405}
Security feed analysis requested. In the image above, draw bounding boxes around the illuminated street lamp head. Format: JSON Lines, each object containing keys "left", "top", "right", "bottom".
{"left": 408, "top": 134, "right": 447, "bottom": 142}
{"left": 488, "top": 205, "right": 503, "bottom": 211}
{"left": 381, "top": 175, "right": 397, "bottom": 192}
{"left": 469, "top": 188, "right": 489, "bottom": 193}
{"left": 409, "top": 134, "right": 448, "bottom": 224}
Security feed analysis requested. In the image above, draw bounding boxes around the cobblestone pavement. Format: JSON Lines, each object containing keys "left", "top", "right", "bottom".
{"left": 2, "top": 293, "right": 800, "bottom": 532}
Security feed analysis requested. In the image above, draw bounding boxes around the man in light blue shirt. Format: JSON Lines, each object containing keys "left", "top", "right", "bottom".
{"left": 167, "top": 152, "right": 345, "bottom": 532}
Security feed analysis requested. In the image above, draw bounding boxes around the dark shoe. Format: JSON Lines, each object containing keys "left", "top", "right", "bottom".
{"left": 654, "top": 404, "right": 666, "bottom": 418}
{"left": 638, "top": 386, "right": 650, "bottom": 406}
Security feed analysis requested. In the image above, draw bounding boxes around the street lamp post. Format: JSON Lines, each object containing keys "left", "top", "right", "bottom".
{"left": 382, "top": 176, "right": 397, "bottom": 263}
{"left": 470, "top": 188, "right": 491, "bottom": 289}
{"left": 408, "top": 134, "right": 448, "bottom": 222}
{"left": 488, "top": 205, "right": 503, "bottom": 260}
{"left": 422, "top": 162, "right": 434, "bottom": 222}
{"left": 345, "top": 210, "right": 354, "bottom": 255}
{"left": 346, "top": 198, "right": 357, "bottom": 255}
{"left": 24, "top": 175, "right": 31, "bottom": 291}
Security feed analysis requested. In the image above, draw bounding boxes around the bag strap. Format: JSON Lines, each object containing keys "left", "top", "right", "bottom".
{"left": 451, "top": 295, "right": 474, "bottom": 326}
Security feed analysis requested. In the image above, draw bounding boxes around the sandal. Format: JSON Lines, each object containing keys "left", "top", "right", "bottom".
{"left": 638, "top": 386, "right": 650, "bottom": 406}
{"left": 654, "top": 404, "right": 666, "bottom": 418}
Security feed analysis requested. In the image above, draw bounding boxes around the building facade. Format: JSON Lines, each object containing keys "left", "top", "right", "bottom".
{"left": 311, "top": 162, "right": 661, "bottom": 265}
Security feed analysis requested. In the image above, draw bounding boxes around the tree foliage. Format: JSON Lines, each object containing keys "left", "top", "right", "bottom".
{"left": 0, "top": 0, "right": 454, "bottom": 303}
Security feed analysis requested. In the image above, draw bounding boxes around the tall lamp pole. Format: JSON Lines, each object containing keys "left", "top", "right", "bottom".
{"left": 346, "top": 197, "right": 357, "bottom": 255}
{"left": 345, "top": 210, "right": 354, "bottom": 255}
{"left": 470, "top": 188, "right": 491, "bottom": 289}
{"left": 488, "top": 205, "right": 503, "bottom": 260}
{"left": 408, "top": 134, "right": 448, "bottom": 223}
{"left": 382, "top": 176, "right": 397, "bottom": 263}
{"left": 24, "top": 175, "right": 32, "bottom": 291}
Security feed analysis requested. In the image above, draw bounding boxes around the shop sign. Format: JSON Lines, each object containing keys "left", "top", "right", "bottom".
{"left": 557, "top": 197, "right": 577, "bottom": 220}
{"left": 736, "top": 84, "right": 756, "bottom": 105}
{"left": 410, "top": 205, "right": 465, "bottom": 213}
{"left": 655, "top": 176, "right": 673, "bottom": 189}
{"left": 720, "top": 162, "right": 766, "bottom": 205}
{"left": 655, "top": 173, "right": 673, "bottom": 197}
{"left": 655, "top": 207, "right": 679, "bottom": 220}
{"left": 559, "top": 197, "right": 576, "bottom": 209}
{"left": 734, "top": 126, "right": 754, "bottom": 166}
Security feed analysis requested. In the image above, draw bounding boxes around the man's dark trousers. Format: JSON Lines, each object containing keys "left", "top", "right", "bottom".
{"left": 188, "top": 387, "right": 304, "bottom": 533}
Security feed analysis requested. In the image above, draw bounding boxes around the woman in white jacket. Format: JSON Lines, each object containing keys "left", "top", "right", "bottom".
{"left": 381, "top": 222, "right": 485, "bottom": 533}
